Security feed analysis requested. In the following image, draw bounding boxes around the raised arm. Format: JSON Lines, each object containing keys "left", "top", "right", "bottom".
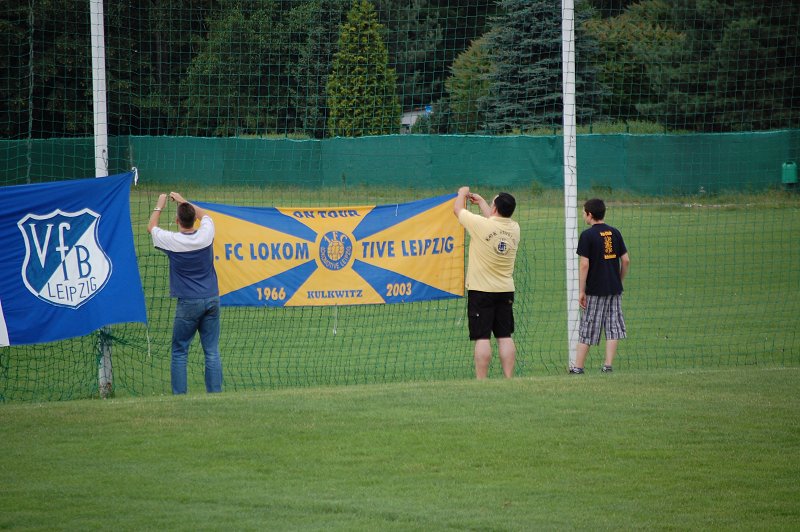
{"left": 454, "top": 186, "right": 470, "bottom": 217}
{"left": 469, "top": 192, "right": 492, "bottom": 218}
{"left": 170, "top": 191, "right": 208, "bottom": 220}
{"left": 147, "top": 193, "right": 168, "bottom": 234}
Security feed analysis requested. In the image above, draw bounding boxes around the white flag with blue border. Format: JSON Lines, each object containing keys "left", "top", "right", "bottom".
{"left": 0, "top": 172, "right": 147, "bottom": 346}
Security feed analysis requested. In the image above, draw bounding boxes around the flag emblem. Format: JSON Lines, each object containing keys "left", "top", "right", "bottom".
{"left": 18, "top": 208, "right": 112, "bottom": 309}
{"left": 318, "top": 231, "right": 353, "bottom": 271}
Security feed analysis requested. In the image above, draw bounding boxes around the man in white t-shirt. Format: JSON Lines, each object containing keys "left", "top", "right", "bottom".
{"left": 148, "top": 192, "right": 222, "bottom": 394}
{"left": 454, "top": 187, "right": 520, "bottom": 379}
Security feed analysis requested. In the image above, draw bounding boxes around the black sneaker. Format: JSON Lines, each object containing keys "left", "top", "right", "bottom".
{"left": 601, "top": 365, "right": 613, "bottom": 373}
{"left": 569, "top": 367, "right": 584, "bottom": 374}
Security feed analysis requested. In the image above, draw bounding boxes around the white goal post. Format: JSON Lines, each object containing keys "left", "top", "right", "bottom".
{"left": 562, "top": 0, "right": 579, "bottom": 368}
{"left": 90, "top": 0, "right": 112, "bottom": 397}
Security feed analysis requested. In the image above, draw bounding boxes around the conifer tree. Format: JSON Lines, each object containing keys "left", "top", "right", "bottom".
{"left": 445, "top": 37, "right": 492, "bottom": 134}
{"left": 326, "top": 0, "right": 400, "bottom": 137}
{"left": 480, "top": 0, "right": 603, "bottom": 133}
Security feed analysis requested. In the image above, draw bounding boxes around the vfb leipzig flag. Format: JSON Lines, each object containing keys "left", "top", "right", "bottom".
{"left": 0, "top": 172, "right": 147, "bottom": 346}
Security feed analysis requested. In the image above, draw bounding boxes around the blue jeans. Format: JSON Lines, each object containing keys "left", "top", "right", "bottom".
{"left": 171, "top": 297, "right": 223, "bottom": 394}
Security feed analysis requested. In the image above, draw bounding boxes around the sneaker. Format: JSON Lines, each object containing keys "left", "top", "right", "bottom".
{"left": 601, "top": 365, "right": 613, "bottom": 373}
{"left": 569, "top": 367, "right": 584, "bottom": 374}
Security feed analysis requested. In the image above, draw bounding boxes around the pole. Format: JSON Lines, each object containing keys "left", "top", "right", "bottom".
{"left": 90, "top": 0, "right": 112, "bottom": 397}
{"left": 562, "top": 0, "right": 579, "bottom": 369}
{"left": 90, "top": 0, "right": 108, "bottom": 178}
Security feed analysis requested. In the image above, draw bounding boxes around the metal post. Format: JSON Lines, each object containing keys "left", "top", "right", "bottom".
{"left": 562, "top": 0, "right": 579, "bottom": 369}
{"left": 90, "top": 0, "right": 112, "bottom": 397}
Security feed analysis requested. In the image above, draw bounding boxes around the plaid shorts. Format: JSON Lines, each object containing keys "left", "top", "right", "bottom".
{"left": 579, "top": 294, "right": 626, "bottom": 345}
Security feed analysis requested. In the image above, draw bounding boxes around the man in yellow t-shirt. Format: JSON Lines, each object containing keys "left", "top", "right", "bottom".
{"left": 454, "top": 186, "right": 520, "bottom": 379}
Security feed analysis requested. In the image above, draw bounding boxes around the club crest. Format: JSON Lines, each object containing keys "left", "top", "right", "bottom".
{"left": 318, "top": 231, "right": 353, "bottom": 271}
{"left": 18, "top": 208, "right": 112, "bottom": 308}
{"left": 496, "top": 239, "right": 510, "bottom": 255}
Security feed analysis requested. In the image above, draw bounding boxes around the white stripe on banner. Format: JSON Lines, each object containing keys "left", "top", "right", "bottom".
{"left": 0, "top": 298, "right": 9, "bottom": 347}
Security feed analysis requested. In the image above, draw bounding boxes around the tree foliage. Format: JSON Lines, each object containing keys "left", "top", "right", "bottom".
{"left": 0, "top": 1, "right": 31, "bottom": 138}
{"left": 584, "top": 0, "right": 680, "bottom": 122}
{"left": 127, "top": 0, "right": 218, "bottom": 135}
{"left": 479, "top": 0, "right": 603, "bottom": 134}
{"left": 444, "top": 36, "right": 491, "bottom": 134}
{"left": 633, "top": 0, "right": 800, "bottom": 132}
{"left": 284, "top": 0, "right": 350, "bottom": 138}
{"left": 179, "top": 0, "right": 286, "bottom": 136}
{"left": 584, "top": 0, "right": 800, "bottom": 132}
{"left": 0, "top": 0, "right": 798, "bottom": 138}
{"left": 376, "top": 0, "right": 497, "bottom": 111}
{"left": 5, "top": 0, "right": 95, "bottom": 138}
{"left": 325, "top": 0, "right": 400, "bottom": 137}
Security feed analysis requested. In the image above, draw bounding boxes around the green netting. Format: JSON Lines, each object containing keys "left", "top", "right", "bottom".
{"left": 1, "top": 0, "right": 799, "bottom": 401}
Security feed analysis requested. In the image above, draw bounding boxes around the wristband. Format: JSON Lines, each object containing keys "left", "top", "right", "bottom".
{"left": 153, "top": 208, "right": 162, "bottom": 211}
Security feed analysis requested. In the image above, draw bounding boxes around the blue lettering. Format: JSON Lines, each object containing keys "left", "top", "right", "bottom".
{"left": 296, "top": 243, "right": 309, "bottom": 260}
{"left": 399, "top": 237, "right": 455, "bottom": 256}
{"left": 236, "top": 242, "right": 310, "bottom": 260}
{"left": 361, "top": 240, "right": 396, "bottom": 258}
{"left": 75, "top": 245, "right": 92, "bottom": 278}
{"left": 225, "top": 243, "right": 243, "bottom": 260}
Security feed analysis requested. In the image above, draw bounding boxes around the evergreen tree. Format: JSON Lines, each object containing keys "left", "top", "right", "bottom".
{"left": 480, "top": 0, "right": 603, "bottom": 134}
{"left": 0, "top": 1, "right": 31, "bottom": 138}
{"left": 380, "top": 0, "right": 443, "bottom": 112}
{"left": 179, "top": 0, "right": 286, "bottom": 137}
{"left": 444, "top": 36, "right": 491, "bottom": 133}
{"left": 326, "top": 0, "right": 400, "bottom": 137}
{"left": 285, "top": 0, "right": 350, "bottom": 138}
{"left": 585, "top": 0, "right": 638, "bottom": 18}
{"left": 584, "top": 0, "right": 679, "bottom": 123}
{"left": 375, "top": 0, "right": 497, "bottom": 113}
{"left": 12, "top": 0, "right": 94, "bottom": 137}
{"left": 635, "top": 0, "right": 800, "bottom": 132}
{"left": 125, "top": 0, "right": 217, "bottom": 135}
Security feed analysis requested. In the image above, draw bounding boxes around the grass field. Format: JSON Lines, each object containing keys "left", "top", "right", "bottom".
{"left": 1, "top": 367, "right": 798, "bottom": 530}
{"left": 1, "top": 187, "right": 799, "bottom": 401}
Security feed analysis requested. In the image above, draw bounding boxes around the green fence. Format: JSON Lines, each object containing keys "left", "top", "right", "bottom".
{"left": 3, "top": 130, "right": 798, "bottom": 193}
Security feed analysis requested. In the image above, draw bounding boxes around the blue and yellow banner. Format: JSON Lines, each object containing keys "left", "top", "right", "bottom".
{"left": 194, "top": 194, "right": 464, "bottom": 307}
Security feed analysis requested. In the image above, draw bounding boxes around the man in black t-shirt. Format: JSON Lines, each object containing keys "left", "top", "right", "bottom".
{"left": 570, "top": 198, "right": 630, "bottom": 374}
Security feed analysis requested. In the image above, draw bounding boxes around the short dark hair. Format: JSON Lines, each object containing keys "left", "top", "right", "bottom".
{"left": 583, "top": 198, "right": 606, "bottom": 221}
{"left": 177, "top": 202, "right": 196, "bottom": 229}
{"left": 494, "top": 192, "right": 516, "bottom": 217}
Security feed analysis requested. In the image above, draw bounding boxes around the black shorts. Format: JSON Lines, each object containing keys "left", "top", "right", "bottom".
{"left": 467, "top": 290, "right": 515, "bottom": 340}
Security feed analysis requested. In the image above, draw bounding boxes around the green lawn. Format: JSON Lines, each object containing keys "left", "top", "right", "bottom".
{"left": 1, "top": 367, "right": 798, "bottom": 530}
